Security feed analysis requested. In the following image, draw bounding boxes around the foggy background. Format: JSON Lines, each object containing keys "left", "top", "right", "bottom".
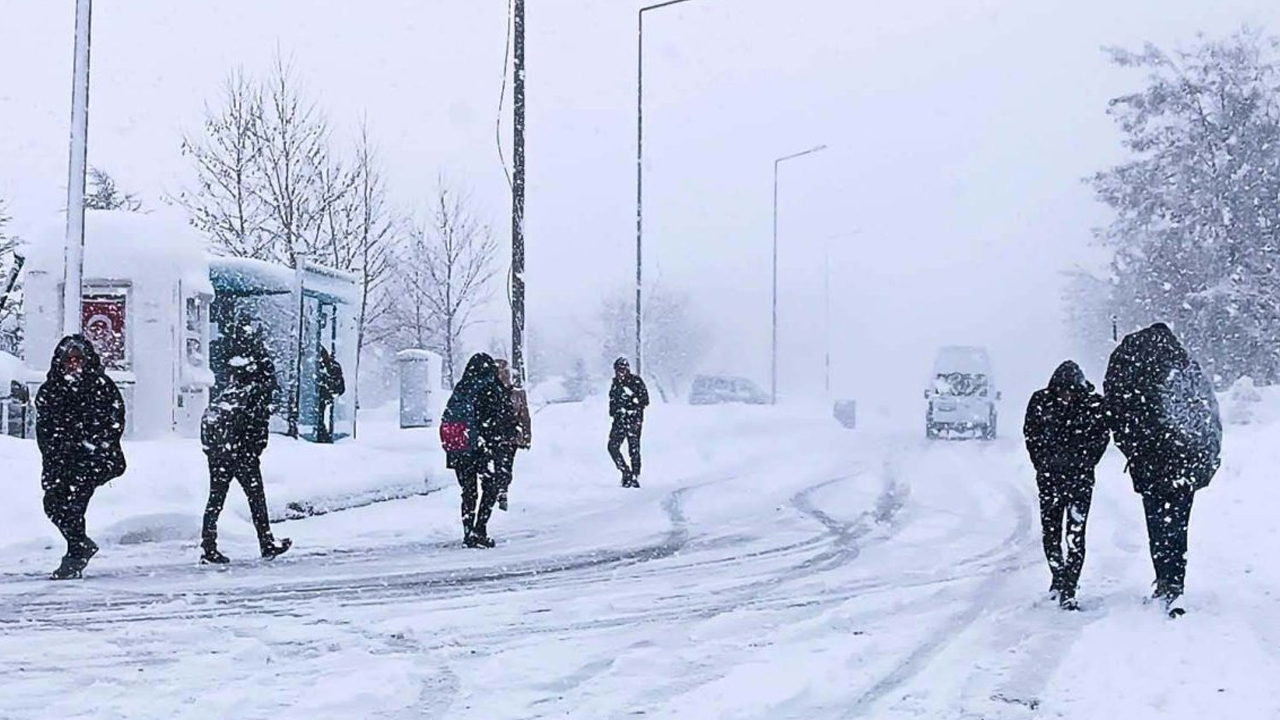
{"left": 5, "top": 0, "right": 1280, "bottom": 423}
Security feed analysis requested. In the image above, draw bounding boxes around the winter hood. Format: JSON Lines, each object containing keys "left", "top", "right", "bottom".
{"left": 1048, "top": 360, "right": 1093, "bottom": 393}
{"left": 46, "top": 335, "right": 106, "bottom": 383}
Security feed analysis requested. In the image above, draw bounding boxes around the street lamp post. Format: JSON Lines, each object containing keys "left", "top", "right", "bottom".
{"left": 62, "top": 0, "right": 93, "bottom": 338}
{"left": 637, "top": 0, "right": 703, "bottom": 376}
{"left": 771, "top": 144, "right": 826, "bottom": 405}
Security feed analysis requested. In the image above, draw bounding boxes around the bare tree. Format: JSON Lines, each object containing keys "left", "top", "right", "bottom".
{"left": 393, "top": 180, "right": 498, "bottom": 387}
{"left": 0, "top": 200, "right": 20, "bottom": 354}
{"left": 84, "top": 167, "right": 143, "bottom": 212}
{"left": 175, "top": 69, "right": 269, "bottom": 258}
{"left": 254, "top": 57, "right": 338, "bottom": 267}
{"left": 319, "top": 123, "right": 400, "bottom": 384}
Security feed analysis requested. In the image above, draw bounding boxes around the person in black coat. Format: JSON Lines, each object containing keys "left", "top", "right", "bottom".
{"left": 442, "top": 353, "right": 510, "bottom": 548}
{"left": 1024, "top": 361, "right": 1109, "bottom": 609}
{"left": 315, "top": 346, "right": 345, "bottom": 444}
{"left": 36, "top": 335, "right": 126, "bottom": 580}
{"left": 199, "top": 331, "right": 290, "bottom": 564}
{"left": 608, "top": 357, "right": 649, "bottom": 488}
{"left": 1105, "top": 323, "right": 1221, "bottom": 614}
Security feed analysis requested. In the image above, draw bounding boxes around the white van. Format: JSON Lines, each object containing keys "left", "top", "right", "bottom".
{"left": 925, "top": 346, "right": 1000, "bottom": 440}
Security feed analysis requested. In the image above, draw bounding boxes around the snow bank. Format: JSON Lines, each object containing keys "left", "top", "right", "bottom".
{"left": 0, "top": 409, "right": 445, "bottom": 560}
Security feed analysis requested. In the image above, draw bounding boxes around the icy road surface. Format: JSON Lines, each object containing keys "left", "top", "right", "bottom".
{"left": 0, "top": 402, "right": 1277, "bottom": 719}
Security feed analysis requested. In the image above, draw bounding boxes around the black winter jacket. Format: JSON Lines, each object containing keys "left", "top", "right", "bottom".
{"left": 36, "top": 335, "right": 127, "bottom": 487}
{"left": 609, "top": 373, "right": 649, "bottom": 423}
{"left": 1024, "top": 361, "right": 1109, "bottom": 477}
{"left": 202, "top": 349, "right": 276, "bottom": 458}
{"left": 444, "top": 353, "right": 510, "bottom": 470}
{"left": 1104, "top": 323, "right": 1221, "bottom": 493}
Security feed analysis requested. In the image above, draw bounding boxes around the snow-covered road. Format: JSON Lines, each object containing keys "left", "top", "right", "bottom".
{"left": 1, "top": 402, "right": 1277, "bottom": 719}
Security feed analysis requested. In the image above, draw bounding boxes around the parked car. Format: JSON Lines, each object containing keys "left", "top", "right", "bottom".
{"left": 689, "top": 375, "right": 770, "bottom": 405}
{"left": 925, "top": 346, "right": 1000, "bottom": 440}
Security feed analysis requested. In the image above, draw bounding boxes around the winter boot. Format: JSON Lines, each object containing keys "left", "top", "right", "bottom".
{"left": 1147, "top": 579, "right": 1171, "bottom": 605}
{"left": 79, "top": 539, "right": 99, "bottom": 564}
{"left": 261, "top": 538, "right": 292, "bottom": 560}
{"left": 201, "top": 546, "right": 230, "bottom": 565}
{"left": 50, "top": 555, "right": 83, "bottom": 580}
{"left": 464, "top": 533, "right": 495, "bottom": 549}
{"left": 1163, "top": 585, "right": 1186, "bottom": 618}
{"left": 620, "top": 471, "right": 632, "bottom": 488}
{"left": 1058, "top": 588, "right": 1080, "bottom": 611}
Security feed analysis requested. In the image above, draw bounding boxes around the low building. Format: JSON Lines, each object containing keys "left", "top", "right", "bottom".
{"left": 23, "top": 210, "right": 214, "bottom": 439}
{"left": 24, "top": 210, "right": 360, "bottom": 442}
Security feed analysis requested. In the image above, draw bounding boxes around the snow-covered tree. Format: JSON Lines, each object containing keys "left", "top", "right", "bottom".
{"left": 1091, "top": 28, "right": 1280, "bottom": 385}
{"left": 84, "top": 168, "right": 142, "bottom": 212}
{"left": 597, "top": 285, "right": 710, "bottom": 401}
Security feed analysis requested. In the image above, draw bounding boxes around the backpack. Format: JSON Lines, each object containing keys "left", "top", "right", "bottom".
{"left": 1104, "top": 324, "right": 1222, "bottom": 489}
{"left": 440, "top": 390, "right": 478, "bottom": 453}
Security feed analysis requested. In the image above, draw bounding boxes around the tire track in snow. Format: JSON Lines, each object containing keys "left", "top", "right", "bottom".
{"left": 1, "top": 478, "right": 708, "bottom": 628}
{"left": 838, "top": 471, "right": 1038, "bottom": 719}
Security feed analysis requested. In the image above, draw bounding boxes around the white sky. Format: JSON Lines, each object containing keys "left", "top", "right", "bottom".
{"left": 3, "top": 0, "right": 1280, "bottom": 413}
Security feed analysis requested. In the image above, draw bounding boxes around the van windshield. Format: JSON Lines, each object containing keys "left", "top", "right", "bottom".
{"left": 933, "top": 372, "right": 989, "bottom": 396}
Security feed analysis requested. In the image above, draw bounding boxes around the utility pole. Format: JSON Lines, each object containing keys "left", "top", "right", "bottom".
{"left": 511, "top": 0, "right": 527, "bottom": 388}
{"left": 62, "top": 0, "right": 93, "bottom": 337}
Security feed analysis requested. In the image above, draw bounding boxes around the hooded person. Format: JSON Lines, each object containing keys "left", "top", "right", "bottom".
{"left": 608, "top": 357, "right": 649, "bottom": 488}
{"left": 492, "top": 358, "right": 531, "bottom": 512}
{"left": 1024, "top": 360, "right": 1109, "bottom": 609}
{"left": 440, "top": 353, "right": 509, "bottom": 547}
{"left": 1105, "top": 323, "right": 1221, "bottom": 616}
{"left": 36, "top": 335, "right": 127, "bottom": 580}
{"left": 199, "top": 331, "right": 290, "bottom": 564}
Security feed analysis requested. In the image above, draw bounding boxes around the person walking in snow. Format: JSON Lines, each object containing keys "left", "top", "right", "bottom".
{"left": 315, "top": 346, "right": 345, "bottom": 444}
{"left": 493, "top": 358, "right": 531, "bottom": 512}
{"left": 199, "top": 330, "right": 290, "bottom": 564}
{"left": 1105, "top": 323, "right": 1221, "bottom": 617}
{"left": 440, "top": 353, "right": 508, "bottom": 548}
{"left": 608, "top": 357, "right": 649, "bottom": 488}
{"left": 36, "top": 335, "right": 126, "bottom": 580}
{"left": 1024, "top": 361, "right": 1109, "bottom": 610}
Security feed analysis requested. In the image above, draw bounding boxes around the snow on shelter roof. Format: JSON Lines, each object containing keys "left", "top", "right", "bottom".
{"left": 932, "top": 346, "right": 993, "bottom": 375}
{"left": 397, "top": 349, "right": 440, "bottom": 361}
{"left": 25, "top": 209, "right": 213, "bottom": 294}
{"left": 208, "top": 256, "right": 360, "bottom": 304}
{"left": 208, "top": 256, "right": 294, "bottom": 297}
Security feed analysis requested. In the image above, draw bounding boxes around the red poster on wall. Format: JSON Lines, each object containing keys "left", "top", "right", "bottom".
{"left": 82, "top": 295, "right": 127, "bottom": 370}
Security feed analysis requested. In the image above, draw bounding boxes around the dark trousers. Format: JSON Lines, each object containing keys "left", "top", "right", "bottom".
{"left": 43, "top": 478, "right": 97, "bottom": 558}
{"left": 203, "top": 454, "right": 275, "bottom": 552}
{"left": 1036, "top": 472, "right": 1095, "bottom": 596}
{"left": 608, "top": 419, "right": 643, "bottom": 478}
{"left": 494, "top": 446, "right": 517, "bottom": 494}
{"left": 457, "top": 462, "right": 499, "bottom": 537}
{"left": 1141, "top": 485, "right": 1196, "bottom": 595}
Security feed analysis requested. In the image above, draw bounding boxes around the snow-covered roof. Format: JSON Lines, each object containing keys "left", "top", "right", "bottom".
{"left": 0, "top": 351, "right": 27, "bottom": 390}
{"left": 25, "top": 209, "right": 213, "bottom": 294}
{"left": 208, "top": 256, "right": 295, "bottom": 297}
{"left": 396, "top": 349, "right": 441, "bottom": 361}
